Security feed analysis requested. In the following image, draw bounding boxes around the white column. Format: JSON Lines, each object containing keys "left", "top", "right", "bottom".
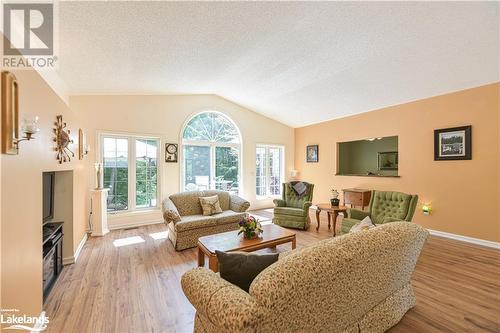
{"left": 91, "top": 189, "right": 109, "bottom": 236}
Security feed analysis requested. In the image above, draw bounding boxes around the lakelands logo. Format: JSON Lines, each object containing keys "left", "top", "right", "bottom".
{"left": 1, "top": 309, "right": 49, "bottom": 332}
{"left": 2, "top": 2, "right": 58, "bottom": 69}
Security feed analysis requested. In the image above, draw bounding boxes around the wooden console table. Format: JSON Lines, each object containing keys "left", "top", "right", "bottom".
{"left": 343, "top": 188, "right": 371, "bottom": 210}
{"left": 315, "top": 204, "right": 348, "bottom": 236}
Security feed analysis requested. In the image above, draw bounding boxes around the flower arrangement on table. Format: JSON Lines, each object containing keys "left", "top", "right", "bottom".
{"left": 238, "top": 215, "right": 263, "bottom": 240}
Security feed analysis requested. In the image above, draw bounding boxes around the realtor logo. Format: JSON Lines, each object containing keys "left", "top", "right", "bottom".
{"left": 2, "top": 2, "right": 57, "bottom": 68}
{"left": 3, "top": 3, "right": 53, "bottom": 55}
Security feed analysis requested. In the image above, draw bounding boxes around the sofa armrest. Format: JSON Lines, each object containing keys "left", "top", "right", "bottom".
{"left": 181, "top": 268, "right": 263, "bottom": 333}
{"left": 303, "top": 201, "right": 312, "bottom": 211}
{"left": 161, "top": 198, "right": 181, "bottom": 224}
{"left": 230, "top": 194, "right": 250, "bottom": 212}
{"left": 348, "top": 208, "right": 370, "bottom": 220}
{"left": 273, "top": 199, "right": 286, "bottom": 207}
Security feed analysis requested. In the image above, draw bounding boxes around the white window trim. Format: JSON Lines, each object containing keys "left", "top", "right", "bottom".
{"left": 256, "top": 144, "right": 285, "bottom": 200}
{"left": 97, "top": 131, "right": 161, "bottom": 215}
{"left": 179, "top": 111, "right": 243, "bottom": 194}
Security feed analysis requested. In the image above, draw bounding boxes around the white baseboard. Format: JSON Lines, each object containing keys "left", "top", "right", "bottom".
{"left": 108, "top": 219, "right": 163, "bottom": 230}
{"left": 74, "top": 233, "right": 88, "bottom": 262}
{"left": 64, "top": 233, "right": 88, "bottom": 265}
{"left": 428, "top": 229, "right": 500, "bottom": 249}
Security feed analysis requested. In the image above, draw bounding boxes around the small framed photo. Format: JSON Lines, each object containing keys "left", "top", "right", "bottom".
{"left": 378, "top": 151, "right": 398, "bottom": 170}
{"left": 306, "top": 145, "right": 318, "bottom": 163}
{"left": 434, "top": 126, "right": 471, "bottom": 160}
{"left": 165, "top": 143, "right": 178, "bottom": 163}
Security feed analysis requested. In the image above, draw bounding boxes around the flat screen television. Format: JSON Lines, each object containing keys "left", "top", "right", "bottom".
{"left": 43, "top": 172, "right": 55, "bottom": 223}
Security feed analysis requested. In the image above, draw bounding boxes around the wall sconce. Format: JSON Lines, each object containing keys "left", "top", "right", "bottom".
{"left": 290, "top": 169, "right": 299, "bottom": 178}
{"left": 422, "top": 203, "right": 432, "bottom": 215}
{"left": 84, "top": 144, "right": 91, "bottom": 155}
{"left": 16, "top": 116, "right": 40, "bottom": 145}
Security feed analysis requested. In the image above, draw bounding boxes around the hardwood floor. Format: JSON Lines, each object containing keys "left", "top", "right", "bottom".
{"left": 44, "top": 209, "right": 500, "bottom": 333}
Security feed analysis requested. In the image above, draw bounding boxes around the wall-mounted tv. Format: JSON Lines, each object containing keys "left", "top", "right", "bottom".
{"left": 43, "top": 172, "right": 55, "bottom": 223}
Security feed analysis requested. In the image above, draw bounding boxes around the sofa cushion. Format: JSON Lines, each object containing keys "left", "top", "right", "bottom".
{"left": 199, "top": 195, "right": 223, "bottom": 216}
{"left": 350, "top": 216, "right": 375, "bottom": 233}
{"left": 175, "top": 210, "right": 246, "bottom": 232}
{"left": 175, "top": 215, "right": 217, "bottom": 232}
{"left": 274, "top": 207, "right": 308, "bottom": 217}
{"left": 216, "top": 251, "right": 279, "bottom": 292}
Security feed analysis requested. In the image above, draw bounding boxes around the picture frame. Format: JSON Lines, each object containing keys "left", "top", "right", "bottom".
{"left": 1, "top": 71, "right": 19, "bottom": 155}
{"left": 306, "top": 145, "right": 318, "bottom": 163}
{"left": 378, "top": 151, "right": 398, "bottom": 170}
{"left": 434, "top": 126, "right": 471, "bottom": 161}
{"left": 165, "top": 143, "right": 178, "bottom": 163}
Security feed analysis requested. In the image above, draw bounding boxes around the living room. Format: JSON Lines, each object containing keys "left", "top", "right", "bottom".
{"left": 0, "top": 2, "right": 499, "bottom": 333}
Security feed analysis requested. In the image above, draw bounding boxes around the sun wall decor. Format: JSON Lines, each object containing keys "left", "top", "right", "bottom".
{"left": 53, "top": 115, "right": 74, "bottom": 163}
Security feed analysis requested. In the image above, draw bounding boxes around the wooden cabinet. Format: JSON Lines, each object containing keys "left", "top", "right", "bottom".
{"left": 342, "top": 188, "right": 371, "bottom": 210}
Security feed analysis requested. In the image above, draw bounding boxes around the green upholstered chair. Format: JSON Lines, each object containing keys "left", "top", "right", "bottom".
{"left": 273, "top": 182, "right": 314, "bottom": 230}
{"left": 341, "top": 190, "right": 418, "bottom": 235}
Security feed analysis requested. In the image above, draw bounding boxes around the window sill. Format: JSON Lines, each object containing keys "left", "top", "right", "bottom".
{"left": 108, "top": 208, "right": 161, "bottom": 217}
{"left": 256, "top": 196, "right": 281, "bottom": 201}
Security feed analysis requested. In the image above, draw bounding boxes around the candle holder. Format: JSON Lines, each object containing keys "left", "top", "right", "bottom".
{"left": 95, "top": 163, "right": 104, "bottom": 190}
{"left": 16, "top": 116, "right": 40, "bottom": 146}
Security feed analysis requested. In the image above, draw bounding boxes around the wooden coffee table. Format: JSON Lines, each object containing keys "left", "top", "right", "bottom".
{"left": 315, "top": 204, "right": 348, "bottom": 236}
{"left": 197, "top": 224, "right": 296, "bottom": 272}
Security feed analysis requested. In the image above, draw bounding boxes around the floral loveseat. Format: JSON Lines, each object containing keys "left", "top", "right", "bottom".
{"left": 181, "top": 222, "right": 428, "bottom": 333}
{"left": 162, "top": 190, "right": 250, "bottom": 251}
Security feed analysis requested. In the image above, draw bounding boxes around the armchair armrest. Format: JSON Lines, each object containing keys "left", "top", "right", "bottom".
{"left": 348, "top": 208, "right": 370, "bottom": 220}
{"left": 303, "top": 201, "right": 312, "bottom": 211}
{"left": 181, "top": 268, "right": 264, "bottom": 333}
{"left": 230, "top": 194, "right": 250, "bottom": 212}
{"left": 382, "top": 216, "right": 403, "bottom": 224}
{"left": 161, "top": 198, "right": 181, "bottom": 224}
{"left": 273, "top": 199, "right": 286, "bottom": 207}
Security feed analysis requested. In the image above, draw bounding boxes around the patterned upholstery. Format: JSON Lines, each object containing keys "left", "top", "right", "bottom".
{"left": 341, "top": 190, "right": 418, "bottom": 235}
{"left": 162, "top": 190, "right": 250, "bottom": 251}
{"left": 181, "top": 222, "right": 429, "bottom": 333}
{"left": 272, "top": 182, "right": 314, "bottom": 229}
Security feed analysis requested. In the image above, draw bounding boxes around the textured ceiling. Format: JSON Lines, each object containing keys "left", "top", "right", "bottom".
{"left": 58, "top": 2, "right": 499, "bottom": 127}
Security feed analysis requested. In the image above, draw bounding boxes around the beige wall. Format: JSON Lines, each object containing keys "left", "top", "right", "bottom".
{"left": 295, "top": 83, "right": 500, "bottom": 242}
{"left": 71, "top": 95, "right": 295, "bottom": 228}
{"left": 1, "top": 69, "right": 88, "bottom": 317}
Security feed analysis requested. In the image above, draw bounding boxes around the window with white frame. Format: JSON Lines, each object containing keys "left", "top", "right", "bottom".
{"left": 181, "top": 112, "right": 241, "bottom": 194}
{"left": 101, "top": 134, "right": 159, "bottom": 213}
{"left": 256, "top": 145, "right": 284, "bottom": 198}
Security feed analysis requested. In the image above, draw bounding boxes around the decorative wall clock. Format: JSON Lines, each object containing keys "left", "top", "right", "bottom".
{"left": 53, "top": 115, "right": 74, "bottom": 163}
{"left": 165, "top": 143, "right": 178, "bottom": 162}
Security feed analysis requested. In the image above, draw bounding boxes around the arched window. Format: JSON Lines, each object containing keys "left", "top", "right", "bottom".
{"left": 181, "top": 112, "right": 241, "bottom": 194}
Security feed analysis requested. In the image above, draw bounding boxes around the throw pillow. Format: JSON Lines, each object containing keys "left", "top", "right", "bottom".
{"left": 199, "top": 195, "right": 223, "bottom": 216}
{"left": 216, "top": 250, "right": 279, "bottom": 292}
{"left": 350, "top": 216, "right": 376, "bottom": 233}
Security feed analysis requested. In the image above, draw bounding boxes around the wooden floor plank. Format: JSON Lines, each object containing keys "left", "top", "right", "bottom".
{"left": 44, "top": 210, "right": 500, "bottom": 333}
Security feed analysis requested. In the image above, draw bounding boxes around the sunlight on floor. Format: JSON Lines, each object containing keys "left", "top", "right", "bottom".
{"left": 149, "top": 231, "right": 169, "bottom": 240}
{"left": 249, "top": 213, "right": 271, "bottom": 222}
{"left": 113, "top": 236, "right": 145, "bottom": 247}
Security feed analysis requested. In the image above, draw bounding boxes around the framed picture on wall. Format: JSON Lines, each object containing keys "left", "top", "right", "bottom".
{"left": 165, "top": 143, "right": 178, "bottom": 162}
{"left": 434, "top": 126, "right": 471, "bottom": 161}
{"left": 1, "top": 71, "right": 19, "bottom": 155}
{"left": 378, "top": 151, "right": 398, "bottom": 170}
{"left": 306, "top": 145, "right": 318, "bottom": 163}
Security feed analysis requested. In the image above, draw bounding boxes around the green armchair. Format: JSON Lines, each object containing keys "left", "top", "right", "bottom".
{"left": 341, "top": 190, "right": 418, "bottom": 235}
{"left": 273, "top": 182, "right": 314, "bottom": 230}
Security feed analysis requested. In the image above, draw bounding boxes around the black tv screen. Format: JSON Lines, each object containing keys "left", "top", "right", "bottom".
{"left": 43, "top": 172, "right": 55, "bottom": 222}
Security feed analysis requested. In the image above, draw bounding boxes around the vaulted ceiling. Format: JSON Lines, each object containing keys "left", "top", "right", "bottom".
{"left": 57, "top": 1, "right": 499, "bottom": 127}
